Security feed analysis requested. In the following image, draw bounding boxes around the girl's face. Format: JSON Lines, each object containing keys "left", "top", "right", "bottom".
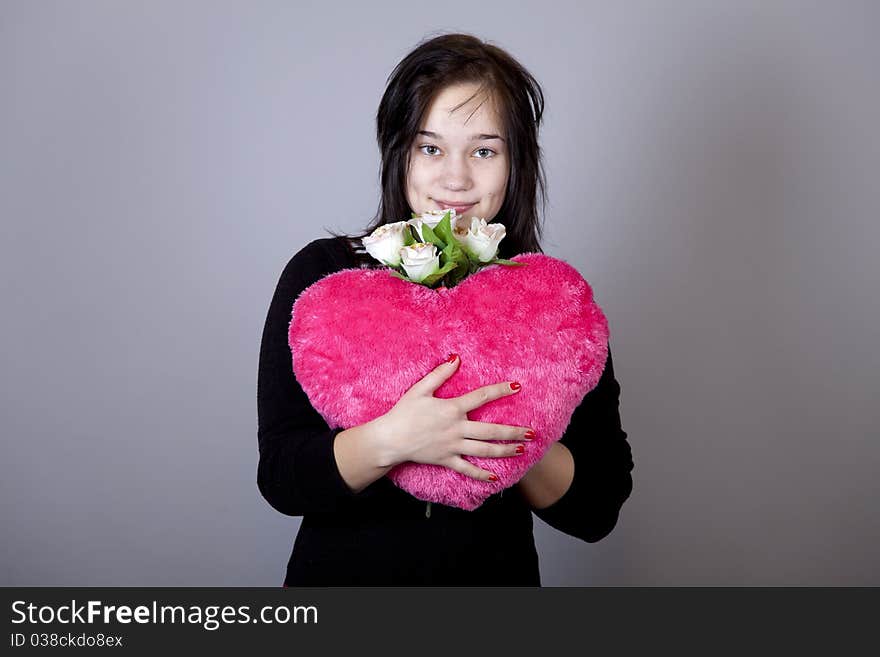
{"left": 405, "top": 82, "right": 509, "bottom": 223}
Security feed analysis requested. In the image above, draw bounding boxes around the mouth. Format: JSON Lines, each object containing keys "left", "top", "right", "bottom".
{"left": 434, "top": 200, "right": 476, "bottom": 213}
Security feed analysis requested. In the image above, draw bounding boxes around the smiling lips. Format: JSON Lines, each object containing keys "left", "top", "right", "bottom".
{"left": 435, "top": 200, "right": 476, "bottom": 213}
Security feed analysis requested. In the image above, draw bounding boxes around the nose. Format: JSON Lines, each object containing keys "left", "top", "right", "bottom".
{"left": 441, "top": 153, "right": 473, "bottom": 192}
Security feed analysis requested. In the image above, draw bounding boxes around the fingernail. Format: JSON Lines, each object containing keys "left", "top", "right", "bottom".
{"left": 488, "top": 474, "right": 498, "bottom": 481}
{"left": 509, "top": 381, "right": 521, "bottom": 391}
{"left": 445, "top": 353, "right": 458, "bottom": 364}
{"left": 515, "top": 445, "right": 525, "bottom": 454}
{"left": 524, "top": 429, "right": 536, "bottom": 439}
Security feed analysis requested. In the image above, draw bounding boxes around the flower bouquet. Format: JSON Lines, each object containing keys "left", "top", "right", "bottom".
{"left": 289, "top": 210, "right": 609, "bottom": 511}
{"left": 362, "top": 209, "right": 526, "bottom": 288}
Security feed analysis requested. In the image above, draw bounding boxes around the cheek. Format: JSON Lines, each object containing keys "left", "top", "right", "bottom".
{"left": 491, "top": 171, "right": 508, "bottom": 202}
{"left": 489, "top": 162, "right": 508, "bottom": 194}
{"left": 407, "top": 165, "right": 430, "bottom": 194}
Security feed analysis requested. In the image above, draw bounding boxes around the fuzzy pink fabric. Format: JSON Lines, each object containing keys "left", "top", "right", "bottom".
{"left": 288, "top": 253, "right": 609, "bottom": 511}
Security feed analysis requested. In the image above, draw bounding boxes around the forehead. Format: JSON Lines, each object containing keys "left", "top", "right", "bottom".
{"left": 421, "top": 83, "right": 503, "bottom": 134}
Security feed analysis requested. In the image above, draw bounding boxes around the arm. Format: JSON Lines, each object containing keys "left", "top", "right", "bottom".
{"left": 332, "top": 420, "right": 395, "bottom": 494}
{"left": 256, "top": 240, "right": 387, "bottom": 516}
{"left": 517, "top": 345, "right": 634, "bottom": 543}
{"left": 517, "top": 442, "right": 575, "bottom": 510}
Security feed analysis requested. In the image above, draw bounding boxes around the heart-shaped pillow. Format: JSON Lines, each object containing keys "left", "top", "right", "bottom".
{"left": 288, "top": 252, "right": 609, "bottom": 511}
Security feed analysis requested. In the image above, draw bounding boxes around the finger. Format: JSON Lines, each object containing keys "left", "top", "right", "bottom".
{"left": 447, "top": 456, "right": 499, "bottom": 482}
{"left": 409, "top": 353, "right": 460, "bottom": 396}
{"left": 455, "top": 380, "right": 521, "bottom": 414}
{"left": 458, "top": 438, "right": 526, "bottom": 459}
{"left": 461, "top": 420, "right": 533, "bottom": 442}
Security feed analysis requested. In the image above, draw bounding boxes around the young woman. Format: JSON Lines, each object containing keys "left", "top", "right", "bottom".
{"left": 257, "top": 33, "right": 634, "bottom": 586}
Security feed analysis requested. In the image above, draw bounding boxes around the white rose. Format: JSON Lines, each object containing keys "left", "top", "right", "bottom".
{"left": 452, "top": 217, "right": 506, "bottom": 262}
{"left": 362, "top": 221, "right": 409, "bottom": 267}
{"left": 399, "top": 242, "right": 440, "bottom": 283}
{"left": 407, "top": 208, "right": 457, "bottom": 242}
{"left": 418, "top": 208, "right": 457, "bottom": 227}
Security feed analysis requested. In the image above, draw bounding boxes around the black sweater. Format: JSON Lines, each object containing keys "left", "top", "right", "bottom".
{"left": 257, "top": 237, "right": 634, "bottom": 586}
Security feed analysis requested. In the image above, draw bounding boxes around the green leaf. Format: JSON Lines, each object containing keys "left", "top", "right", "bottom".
{"left": 403, "top": 225, "right": 416, "bottom": 246}
{"left": 432, "top": 212, "right": 455, "bottom": 244}
{"left": 410, "top": 212, "right": 420, "bottom": 219}
{"left": 433, "top": 216, "right": 470, "bottom": 281}
{"left": 419, "top": 260, "right": 458, "bottom": 287}
{"left": 444, "top": 243, "right": 469, "bottom": 282}
{"left": 387, "top": 270, "right": 412, "bottom": 282}
{"left": 439, "top": 245, "right": 463, "bottom": 272}
{"left": 417, "top": 221, "right": 446, "bottom": 250}
{"left": 490, "top": 258, "right": 528, "bottom": 267}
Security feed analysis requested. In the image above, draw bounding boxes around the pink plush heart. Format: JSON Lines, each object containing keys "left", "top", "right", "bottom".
{"left": 288, "top": 253, "right": 609, "bottom": 510}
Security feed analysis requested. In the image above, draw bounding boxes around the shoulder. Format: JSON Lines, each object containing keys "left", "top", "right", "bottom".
{"left": 290, "top": 236, "right": 348, "bottom": 262}
{"left": 278, "top": 236, "right": 355, "bottom": 291}
{"left": 278, "top": 237, "right": 355, "bottom": 296}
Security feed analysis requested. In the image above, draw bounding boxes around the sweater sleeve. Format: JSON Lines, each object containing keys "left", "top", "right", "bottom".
{"left": 531, "top": 344, "right": 634, "bottom": 543}
{"left": 256, "top": 239, "right": 382, "bottom": 516}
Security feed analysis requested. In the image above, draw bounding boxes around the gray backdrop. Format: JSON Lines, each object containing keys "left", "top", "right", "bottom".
{"left": 2, "top": 1, "right": 877, "bottom": 586}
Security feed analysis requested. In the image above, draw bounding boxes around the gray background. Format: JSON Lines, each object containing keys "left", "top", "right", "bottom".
{"left": 2, "top": 1, "right": 877, "bottom": 586}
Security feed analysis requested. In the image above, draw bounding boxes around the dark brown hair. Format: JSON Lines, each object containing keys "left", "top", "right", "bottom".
{"left": 325, "top": 32, "right": 548, "bottom": 267}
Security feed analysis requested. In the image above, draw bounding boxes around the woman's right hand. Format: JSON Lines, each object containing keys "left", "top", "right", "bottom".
{"left": 373, "top": 353, "right": 535, "bottom": 481}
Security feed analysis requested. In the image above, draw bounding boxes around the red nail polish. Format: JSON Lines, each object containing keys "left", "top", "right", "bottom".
{"left": 524, "top": 429, "right": 536, "bottom": 439}
{"left": 515, "top": 445, "right": 525, "bottom": 454}
{"left": 509, "top": 381, "right": 521, "bottom": 391}
{"left": 488, "top": 474, "right": 498, "bottom": 481}
{"left": 445, "top": 353, "right": 458, "bottom": 363}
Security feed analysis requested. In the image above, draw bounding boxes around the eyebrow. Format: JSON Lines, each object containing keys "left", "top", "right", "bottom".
{"left": 418, "top": 130, "right": 506, "bottom": 142}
